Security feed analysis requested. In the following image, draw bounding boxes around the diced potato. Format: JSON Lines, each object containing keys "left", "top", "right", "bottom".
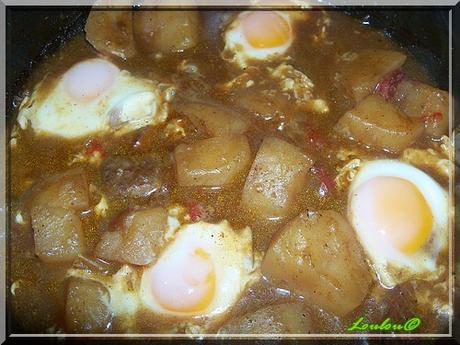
{"left": 32, "top": 169, "right": 89, "bottom": 212}
{"left": 218, "top": 303, "right": 313, "bottom": 334}
{"left": 31, "top": 206, "right": 85, "bottom": 263}
{"left": 175, "top": 102, "right": 250, "bottom": 136}
{"left": 340, "top": 49, "right": 407, "bottom": 102}
{"left": 65, "top": 278, "right": 112, "bottom": 333}
{"left": 262, "top": 210, "right": 372, "bottom": 316}
{"left": 394, "top": 80, "right": 449, "bottom": 138}
{"left": 241, "top": 137, "right": 312, "bottom": 220}
{"left": 174, "top": 135, "right": 251, "bottom": 187}
{"left": 335, "top": 94, "right": 424, "bottom": 153}
{"left": 119, "top": 207, "right": 168, "bottom": 265}
{"left": 85, "top": 10, "right": 136, "bottom": 59}
{"left": 235, "top": 89, "right": 288, "bottom": 122}
{"left": 94, "top": 231, "right": 123, "bottom": 262}
{"left": 133, "top": 11, "right": 199, "bottom": 54}
{"left": 94, "top": 207, "right": 168, "bottom": 266}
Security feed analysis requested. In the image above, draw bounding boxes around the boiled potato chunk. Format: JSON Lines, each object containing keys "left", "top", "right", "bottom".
{"left": 395, "top": 80, "right": 449, "bottom": 138}
{"left": 175, "top": 101, "right": 249, "bottom": 137}
{"left": 218, "top": 303, "right": 313, "bottom": 334}
{"left": 85, "top": 10, "right": 136, "bottom": 59}
{"left": 31, "top": 169, "right": 89, "bottom": 212}
{"left": 94, "top": 207, "right": 168, "bottom": 266}
{"left": 262, "top": 210, "right": 372, "bottom": 316}
{"left": 340, "top": 49, "right": 407, "bottom": 102}
{"left": 133, "top": 11, "right": 199, "bottom": 54}
{"left": 241, "top": 137, "right": 311, "bottom": 220}
{"left": 174, "top": 135, "right": 251, "bottom": 187}
{"left": 65, "top": 278, "right": 112, "bottom": 333}
{"left": 94, "top": 231, "right": 123, "bottom": 263}
{"left": 335, "top": 94, "right": 424, "bottom": 153}
{"left": 31, "top": 206, "right": 85, "bottom": 263}
{"left": 119, "top": 207, "right": 168, "bottom": 265}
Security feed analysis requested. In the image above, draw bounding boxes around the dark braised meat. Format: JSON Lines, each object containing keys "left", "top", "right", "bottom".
{"left": 101, "top": 155, "right": 166, "bottom": 199}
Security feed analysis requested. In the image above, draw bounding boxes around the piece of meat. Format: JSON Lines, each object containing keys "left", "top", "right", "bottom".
{"left": 85, "top": 9, "right": 136, "bottom": 59}
{"left": 100, "top": 155, "right": 165, "bottom": 199}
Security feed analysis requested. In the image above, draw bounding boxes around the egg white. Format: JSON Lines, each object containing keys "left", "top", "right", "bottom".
{"left": 66, "top": 220, "right": 261, "bottom": 332}
{"left": 17, "top": 59, "right": 174, "bottom": 139}
{"left": 222, "top": 11, "right": 294, "bottom": 68}
{"left": 348, "top": 159, "right": 449, "bottom": 288}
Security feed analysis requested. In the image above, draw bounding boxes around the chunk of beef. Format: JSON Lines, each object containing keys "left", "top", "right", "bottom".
{"left": 101, "top": 155, "right": 165, "bottom": 199}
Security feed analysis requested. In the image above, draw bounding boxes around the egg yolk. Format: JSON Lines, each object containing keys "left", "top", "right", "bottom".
{"left": 242, "top": 11, "right": 292, "bottom": 48}
{"left": 353, "top": 176, "right": 433, "bottom": 254}
{"left": 64, "top": 59, "right": 119, "bottom": 103}
{"left": 149, "top": 247, "right": 216, "bottom": 313}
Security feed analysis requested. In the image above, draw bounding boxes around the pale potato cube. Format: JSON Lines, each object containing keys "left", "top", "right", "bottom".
{"left": 174, "top": 135, "right": 251, "bottom": 187}
{"left": 133, "top": 11, "right": 199, "bottom": 54}
{"left": 395, "top": 80, "right": 449, "bottom": 138}
{"left": 340, "top": 49, "right": 407, "bottom": 102}
{"left": 94, "top": 231, "right": 123, "bottom": 263}
{"left": 94, "top": 207, "right": 168, "bottom": 266}
{"left": 335, "top": 94, "right": 424, "bottom": 153}
{"left": 262, "top": 210, "right": 372, "bottom": 316}
{"left": 241, "top": 137, "right": 311, "bottom": 220}
{"left": 85, "top": 10, "right": 136, "bottom": 59}
{"left": 31, "top": 206, "right": 85, "bottom": 263}
{"left": 218, "top": 303, "right": 313, "bottom": 334}
{"left": 119, "top": 207, "right": 168, "bottom": 265}
{"left": 176, "top": 101, "right": 249, "bottom": 137}
{"left": 32, "top": 169, "right": 89, "bottom": 211}
{"left": 65, "top": 278, "right": 112, "bottom": 333}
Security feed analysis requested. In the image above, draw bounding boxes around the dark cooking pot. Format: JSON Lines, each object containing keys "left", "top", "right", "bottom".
{"left": 4, "top": 5, "right": 458, "bottom": 342}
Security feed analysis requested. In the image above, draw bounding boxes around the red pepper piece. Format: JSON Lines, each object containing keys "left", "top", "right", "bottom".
{"left": 422, "top": 111, "right": 443, "bottom": 128}
{"left": 375, "top": 69, "right": 406, "bottom": 101}
{"left": 85, "top": 139, "right": 107, "bottom": 158}
{"left": 305, "top": 125, "right": 325, "bottom": 148}
{"left": 185, "top": 201, "right": 206, "bottom": 223}
{"left": 311, "top": 164, "right": 336, "bottom": 196}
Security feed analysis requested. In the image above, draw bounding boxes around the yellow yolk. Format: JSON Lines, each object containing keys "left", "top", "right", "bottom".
{"left": 353, "top": 176, "right": 433, "bottom": 254}
{"left": 242, "top": 11, "right": 292, "bottom": 48}
{"left": 149, "top": 246, "right": 216, "bottom": 313}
